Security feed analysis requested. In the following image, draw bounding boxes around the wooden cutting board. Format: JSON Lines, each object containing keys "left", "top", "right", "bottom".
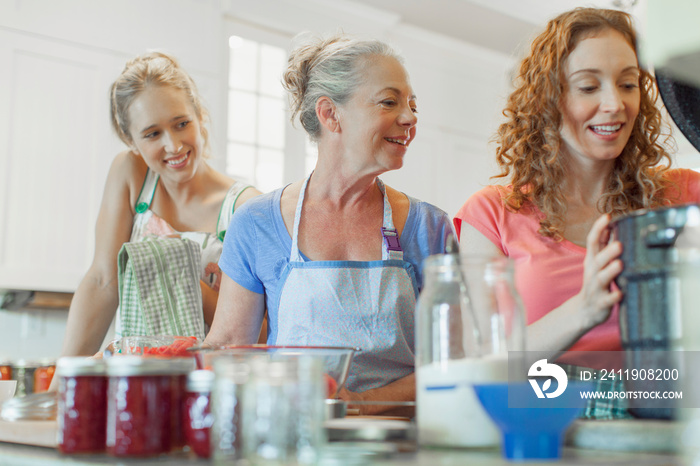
{"left": 566, "top": 419, "right": 679, "bottom": 453}
{"left": 0, "top": 419, "right": 57, "bottom": 448}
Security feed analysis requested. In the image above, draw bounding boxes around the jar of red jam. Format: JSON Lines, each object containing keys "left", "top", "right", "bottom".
{"left": 183, "top": 370, "right": 214, "bottom": 458}
{"left": 0, "top": 361, "right": 11, "bottom": 381}
{"left": 170, "top": 364, "right": 191, "bottom": 452}
{"left": 106, "top": 356, "right": 193, "bottom": 458}
{"left": 56, "top": 357, "right": 108, "bottom": 454}
{"left": 34, "top": 361, "right": 56, "bottom": 392}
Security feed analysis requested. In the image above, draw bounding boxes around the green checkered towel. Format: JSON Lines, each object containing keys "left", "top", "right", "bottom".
{"left": 117, "top": 237, "right": 205, "bottom": 339}
{"left": 560, "top": 363, "right": 633, "bottom": 420}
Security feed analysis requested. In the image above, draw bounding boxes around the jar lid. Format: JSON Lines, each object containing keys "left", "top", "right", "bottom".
{"left": 106, "top": 356, "right": 194, "bottom": 376}
{"left": 186, "top": 369, "right": 214, "bottom": 392}
{"left": 56, "top": 357, "right": 106, "bottom": 377}
{"left": 0, "top": 392, "right": 57, "bottom": 421}
{"left": 12, "top": 360, "right": 41, "bottom": 369}
{"left": 34, "top": 358, "right": 56, "bottom": 367}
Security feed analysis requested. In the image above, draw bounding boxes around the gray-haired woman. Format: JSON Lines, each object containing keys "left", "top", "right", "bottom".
{"left": 205, "top": 35, "right": 452, "bottom": 415}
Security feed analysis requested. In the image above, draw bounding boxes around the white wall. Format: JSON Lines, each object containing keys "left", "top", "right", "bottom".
{"left": 0, "top": 0, "right": 514, "bottom": 361}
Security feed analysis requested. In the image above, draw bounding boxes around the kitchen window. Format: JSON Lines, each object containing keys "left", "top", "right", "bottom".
{"left": 225, "top": 21, "right": 308, "bottom": 193}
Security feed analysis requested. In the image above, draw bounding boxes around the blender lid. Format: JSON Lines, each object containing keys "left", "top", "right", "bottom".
{"left": 656, "top": 68, "right": 700, "bottom": 153}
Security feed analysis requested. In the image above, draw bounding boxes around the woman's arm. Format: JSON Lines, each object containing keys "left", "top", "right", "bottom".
{"left": 60, "top": 152, "right": 139, "bottom": 357}
{"left": 201, "top": 185, "right": 262, "bottom": 327}
{"left": 526, "top": 214, "right": 622, "bottom": 354}
{"left": 338, "top": 373, "right": 416, "bottom": 417}
{"left": 460, "top": 215, "right": 622, "bottom": 357}
{"left": 203, "top": 273, "right": 266, "bottom": 346}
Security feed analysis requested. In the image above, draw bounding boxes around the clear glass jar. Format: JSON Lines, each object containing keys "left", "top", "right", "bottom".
{"left": 183, "top": 369, "right": 214, "bottom": 459}
{"left": 56, "top": 357, "right": 107, "bottom": 454}
{"left": 416, "top": 253, "right": 525, "bottom": 448}
{"left": 105, "top": 356, "right": 193, "bottom": 457}
{"left": 212, "top": 356, "right": 251, "bottom": 464}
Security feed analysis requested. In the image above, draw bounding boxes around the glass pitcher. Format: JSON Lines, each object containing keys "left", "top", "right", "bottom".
{"left": 416, "top": 252, "right": 525, "bottom": 448}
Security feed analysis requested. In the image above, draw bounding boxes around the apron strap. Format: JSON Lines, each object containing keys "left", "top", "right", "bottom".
{"left": 289, "top": 175, "right": 310, "bottom": 262}
{"left": 376, "top": 179, "right": 403, "bottom": 261}
{"left": 215, "top": 181, "right": 252, "bottom": 242}
{"left": 134, "top": 169, "right": 159, "bottom": 214}
{"left": 289, "top": 175, "right": 403, "bottom": 262}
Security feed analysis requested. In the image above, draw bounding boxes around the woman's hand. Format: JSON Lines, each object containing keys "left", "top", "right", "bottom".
{"left": 336, "top": 373, "right": 415, "bottom": 417}
{"left": 577, "top": 214, "right": 624, "bottom": 330}
{"left": 527, "top": 213, "right": 624, "bottom": 355}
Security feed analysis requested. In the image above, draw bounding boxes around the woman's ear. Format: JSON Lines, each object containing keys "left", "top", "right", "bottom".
{"left": 128, "top": 140, "right": 140, "bottom": 156}
{"left": 316, "top": 97, "right": 340, "bottom": 133}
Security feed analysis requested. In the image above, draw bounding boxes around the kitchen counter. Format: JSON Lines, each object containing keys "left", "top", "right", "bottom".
{"left": 0, "top": 441, "right": 681, "bottom": 466}
{"left": 0, "top": 417, "right": 685, "bottom": 465}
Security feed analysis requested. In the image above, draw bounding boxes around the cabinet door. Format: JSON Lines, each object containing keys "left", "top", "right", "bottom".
{"left": 0, "top": 29, "right": 124, "bottom": 291}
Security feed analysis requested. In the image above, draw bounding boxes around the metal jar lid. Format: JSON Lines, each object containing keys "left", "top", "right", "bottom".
{"left": 0, "top": 392, "right": 57, "bottom": 421}
{"left": 106, "top": 356, "right": 194, "bottom": 377}
{"left": 12, "top": 359, "right": 41, "bottom": 369}
{"left": 56, "top": 357, "right": 106, "bottom": 377}
{"left": 186, "top": 369, "right": 214, "bottom": 392}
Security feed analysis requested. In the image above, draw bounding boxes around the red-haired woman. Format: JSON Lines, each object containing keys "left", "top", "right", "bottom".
{"left": 454, "top": 8, "right": 700, "bottom": 418}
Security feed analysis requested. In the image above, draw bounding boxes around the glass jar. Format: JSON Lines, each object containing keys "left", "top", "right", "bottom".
{"left": 0, "top": 361, "right": 11, "bottom": 381}
{"left": 12, "top": 360, "right": 37, "bottom": 396}
{"left": 56, "top": 357, "right": 108, "bottom": 454}
{"left": 106, "top": 356, "right": 193, "bottom": 457}
{"left": 416, "top": 253, "right": 525, "bottom": 448}
{"left": 211, "top": 356, "right": 251, "bottom": 463}
{"left": 34, "top": 361, "right": 56, "bottom": 393}
{"left": 183, "top": 370, "right": 214, "bottom": 459}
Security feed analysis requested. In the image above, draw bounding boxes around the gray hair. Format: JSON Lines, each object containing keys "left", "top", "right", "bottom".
{"left": 282, "top": 34, "right": 403, "bottom": 141}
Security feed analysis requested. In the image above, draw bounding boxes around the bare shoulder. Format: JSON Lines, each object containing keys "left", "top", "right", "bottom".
{"left": 234, "top": 184, "right": 263, "bottom": 209}
{"left": 384, "top": 185, "right": 410, "bottom": 235}
{"left": 103, "top": 150, "right": 147, "bottom": 212}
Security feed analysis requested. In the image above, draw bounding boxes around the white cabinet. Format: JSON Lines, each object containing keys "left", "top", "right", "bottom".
{"left": 0, "top": 28, "right": 124, "bottom": 291}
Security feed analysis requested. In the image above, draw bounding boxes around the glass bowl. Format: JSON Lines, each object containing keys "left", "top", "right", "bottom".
{"left": 192, "top": 345, "right": 358, "bottom": 399}
{"left": 107, "top": 335, "right": 200, "bottom": 358}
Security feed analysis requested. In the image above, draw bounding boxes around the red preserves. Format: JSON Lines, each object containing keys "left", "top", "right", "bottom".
{"left": 143, "top": 336, "right": 198, "bottom": 357}
{"left": 56, "top": 358, "right": 108, "bottom": 454}
{"left": 0, "top": 363, "right": 11, "bottom": 381}
{"left": 183, "top": 370, "right": 214, "bottom": 458}
{"left": 106, "top": 357, "right": 193, "bottom": 458}
{"left": 324, "top": 374, "right": 339, "bottom": 398}
{"left": 34, "top": 364, "right": 55, "bottom": 392}
{"left": 171, "top": 373, "right": 188, "bottom": 451}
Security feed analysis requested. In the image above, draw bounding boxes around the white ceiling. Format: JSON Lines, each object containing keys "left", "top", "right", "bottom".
{"left": 351, "top": 0, "right": 633, "bottom": 56}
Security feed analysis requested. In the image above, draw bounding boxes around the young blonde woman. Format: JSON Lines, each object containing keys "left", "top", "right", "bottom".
{"left": 59, "top": 52, "right": 260, "bottom": 358}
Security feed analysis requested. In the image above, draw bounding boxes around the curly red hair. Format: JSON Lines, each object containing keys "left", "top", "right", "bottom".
{"left": 495, "top": 8, "right": 673, "bottom": 239}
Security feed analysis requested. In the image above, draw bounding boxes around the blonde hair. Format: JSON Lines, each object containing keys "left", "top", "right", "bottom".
{"left": 495, "top": 8, "right": 672, "bottom": 239}
{"left": 109, "top": 51, "right": 211, "bottom": 155}
{"left": 282, "top": 34, "right": 402, "bottom": 141}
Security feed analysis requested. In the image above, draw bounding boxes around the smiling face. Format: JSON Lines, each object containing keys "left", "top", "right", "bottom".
{"left": 335, "top": 55, "right": 418, "bottom": 174}
{"left": 127, "top": 85, "right": 205, "bottom": 182}
{"left": 559, "top": 28, "right": 640, "bottom": 165}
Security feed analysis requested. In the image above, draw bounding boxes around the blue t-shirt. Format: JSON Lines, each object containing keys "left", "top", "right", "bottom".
{"left": 219, "top": 184, "right": 453, "bottom": 342}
